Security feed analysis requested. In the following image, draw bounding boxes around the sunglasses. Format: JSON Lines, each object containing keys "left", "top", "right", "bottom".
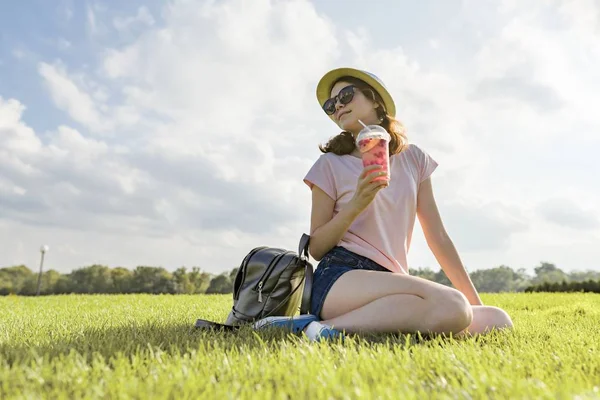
{"left": 322, "top": 85, "right": 357, "bottom": 115}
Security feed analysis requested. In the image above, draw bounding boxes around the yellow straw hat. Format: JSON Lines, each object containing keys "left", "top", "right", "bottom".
{"left": 316, "top": 67, "right": 396, "bottom": 117}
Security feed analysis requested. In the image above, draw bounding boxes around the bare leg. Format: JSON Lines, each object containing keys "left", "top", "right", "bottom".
{"left": 317, "top": 270, "right": 474, "bottom": 336}
{"left": 322, "top": 292, "right": 472, "bottom": 335}
{"left": 460, "top": 305, "right": 514, "bottom": 336}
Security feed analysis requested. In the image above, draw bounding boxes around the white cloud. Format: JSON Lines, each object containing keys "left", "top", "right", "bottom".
{"left": 86, "top": 4, "right": 97, "bottom": 36}
{"left": 85, "top": 2, "right": 109, "bottom": 37}
{"left": 38, "top": 62, "right": 106, "bottom": 132}
{"left": 440, "top": 199, "right": 529, "bottom": 252}
{"left": 1, "top": 0, "right": 341, "bottom": 273}
{"left": 102, "top": 0, "right": 338, "bottom": 135}
{"left": 537, "top": 198, "right": 600, "bottom": 230}
{"left": 0, "top": 97, "right": 42, "bottom": 154}
{"left": 1, "top": 0, "right": 599, "bottom": 274}
{"left": 113, "top": 6, "right": 155, "bottom": 32}
{"left": 52, "top": 125, "right": 109, "bottom": 158}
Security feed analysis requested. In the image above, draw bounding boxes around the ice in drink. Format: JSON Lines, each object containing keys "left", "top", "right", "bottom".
{"left": 356, "top": 124, "right": 391, "bottom": 182}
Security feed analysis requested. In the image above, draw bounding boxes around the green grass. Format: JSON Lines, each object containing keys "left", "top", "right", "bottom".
{"left": 1, "top": 293, "right": 599, "bottom": 399}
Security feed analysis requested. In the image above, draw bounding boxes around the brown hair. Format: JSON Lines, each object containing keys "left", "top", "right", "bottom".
{"left": 318, "top": 76, "right": 408, "bottom": 155}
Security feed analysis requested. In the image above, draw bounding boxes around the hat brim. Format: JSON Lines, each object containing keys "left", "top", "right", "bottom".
{"left": 316, "top": 67, "right": 396, "bottom": 118}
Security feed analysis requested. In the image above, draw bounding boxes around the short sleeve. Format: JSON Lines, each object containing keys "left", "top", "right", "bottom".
{"left": 303, "top": 155, "right": 337, "bottom": 200}
{"left": 410, "top": 144, "right": 438, "bottom": 183}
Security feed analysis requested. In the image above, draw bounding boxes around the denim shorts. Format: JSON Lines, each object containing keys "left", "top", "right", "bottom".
{"left": 310, "top": 246, "right": 391, "bottom": 318}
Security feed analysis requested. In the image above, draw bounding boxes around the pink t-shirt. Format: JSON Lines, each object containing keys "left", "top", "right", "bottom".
{"left": 303, "top": 143, "right": 438, "bottom": 274}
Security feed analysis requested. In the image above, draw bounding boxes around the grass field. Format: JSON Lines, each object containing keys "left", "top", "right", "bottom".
{"left": 1, "top": 293, "right": 599, "bottom": 399}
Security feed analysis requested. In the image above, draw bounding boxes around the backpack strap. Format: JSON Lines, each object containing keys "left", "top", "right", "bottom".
{"left": 298, "top": 233, "right": 310, "bottom": 261}
{"left": 300, "top": 263, "right": 313, "bottom": 315}
{"left": 194, "top": 318, "right": 239, "bottom": 331}
{"left": 298, "top": 233, "right": 313, "bottom": 315}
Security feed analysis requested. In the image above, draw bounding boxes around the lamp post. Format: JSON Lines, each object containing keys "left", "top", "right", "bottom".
{"left": 36, "top": 245, "right": 49, "bottom": 296}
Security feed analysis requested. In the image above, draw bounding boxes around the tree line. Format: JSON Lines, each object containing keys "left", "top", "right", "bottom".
{"left": 0, "top": 265, "right": 238, "bottom": 296}
{"left": 525, "top": 280, "right": 600, "bottom": 293}
{"left": 1, "top": 261, "right": 599, "bottom": 296}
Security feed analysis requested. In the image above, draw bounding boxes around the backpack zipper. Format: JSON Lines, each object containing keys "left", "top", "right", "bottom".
{"left": 235, "top": 246, "right": 268, "bottom": 301}
{"left": 255, "top": 251, "right": 293, "bottom": 303}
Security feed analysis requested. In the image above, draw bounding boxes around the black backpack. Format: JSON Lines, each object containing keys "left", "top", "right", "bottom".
{"left": 195, "top": 234, "right": 313, "bottom": 330}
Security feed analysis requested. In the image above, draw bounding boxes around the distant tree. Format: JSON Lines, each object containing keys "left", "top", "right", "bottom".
{"left": 586, "top": 280, "right": 600, "bottom": 292}
{"left": 39, "top": 270, "right": 62, "bottom": 295}
{"left": 0, "top": 265, "right": 35, "bottom": 295}
{"left": 111, "top": 267, "right": 133, "bottom": 293}
{"left": 410, "top": 267, "right": 436, "bottom": 281}
{"left": 531, "top": 262, "right": 569, "bottom": 285}
{"left": 3, "top": 260, "right": 596, "bottom": 296}
{"left": 411, "top": 265, "right": 533, "bottom": 293}
{"left": 173, "top": 267, "right": 195, "bottom": 294}
{"left": 525, "top": 278, "right": 600, "bottom": 293}
{"left": 131, "top": 266, "right": 175, "bottom": 294}
{"left": 534, "top": 262, "right": 559, "bottom": 275}
{"left": 471, "top": 265, "right": 517, "bottom": 293}
{"left": 69, "top": 265, "right": 114, "bottom": 293}
{"left": 206, "top": 273, "right": 233, "bottom": 294}
{"left": 433, "top": 269, "right": 452, "bottom": 287}
{"left": 53, "top": 274, "right": 73, "bottom": 294}
{"left": 568, "top": 270, "right": 600, "bottom": 283}
{"left": 513, "top": 268, "right": 533, "bottom": 291}
{"left": 188, "top": 267, "right": 212, "bottom": 294}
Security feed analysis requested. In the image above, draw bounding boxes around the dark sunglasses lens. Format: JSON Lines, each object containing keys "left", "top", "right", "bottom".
{"left": 323, "top": 99, "right": 336, "bottom": 115}
{"left": 322, "top": 86, "right": 355, "bottom": 115}
{"left": 339, "top": 87, "right": 354, "bottom": 104}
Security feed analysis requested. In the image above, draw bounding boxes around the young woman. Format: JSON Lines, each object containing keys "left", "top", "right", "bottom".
{"left": 255, "top": 68, "right": 513, "bottom": 341}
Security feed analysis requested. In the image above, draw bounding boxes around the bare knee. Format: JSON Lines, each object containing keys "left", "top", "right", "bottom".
{"left": 485, "top": 306, "right": 514, "bottom": 330}
{"left": 429, "top": 289, "right": 472, "bottom": 334}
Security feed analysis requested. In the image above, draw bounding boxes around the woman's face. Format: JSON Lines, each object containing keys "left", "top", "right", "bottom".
{"left": 327, "top": 80, "right": 380, "bottom": 134}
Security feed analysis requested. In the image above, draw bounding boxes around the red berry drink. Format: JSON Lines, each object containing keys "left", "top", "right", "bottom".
{"left": 356, "top": 125, "right": 391, "bottom": 183}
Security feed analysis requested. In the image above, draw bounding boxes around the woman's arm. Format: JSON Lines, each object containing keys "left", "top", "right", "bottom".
{"left": 308, "top": 165, "right": 388, "bottom": 261}
{"left": 308, "top": 185, "right": 361, "bottom": 261}
{"left": 416, "top": 177, "right": 483, "bottom": 305}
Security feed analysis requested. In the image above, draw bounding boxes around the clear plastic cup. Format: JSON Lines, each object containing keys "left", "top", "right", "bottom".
{"left": 355, "top": 124, "right": 391, "bottom": 182}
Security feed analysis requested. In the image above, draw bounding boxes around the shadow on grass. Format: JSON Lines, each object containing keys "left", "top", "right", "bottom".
{"left": 1, "top": 319, "right": 501, "bottom": 366}
{"left": 1, "top": 321, "right": 258, "bottom": 365}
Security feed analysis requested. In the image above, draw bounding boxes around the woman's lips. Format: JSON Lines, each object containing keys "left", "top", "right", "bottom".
{"left": 338, "top": 110, "right": 351, "bottom": 120}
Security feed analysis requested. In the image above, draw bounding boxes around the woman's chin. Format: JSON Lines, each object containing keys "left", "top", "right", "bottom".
{"left": 340, "top": 119, "right": 360, "bottom": 132}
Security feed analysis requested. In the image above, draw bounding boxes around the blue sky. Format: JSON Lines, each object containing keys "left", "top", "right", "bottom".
{"left": 1, "top": 0, "right": 599, "bottom": 275}
{"left": 0, "top": 0, "right": 475, "bottom": 134}
{"left": 1, "top": 0, "right": 156, "bottom": 133}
